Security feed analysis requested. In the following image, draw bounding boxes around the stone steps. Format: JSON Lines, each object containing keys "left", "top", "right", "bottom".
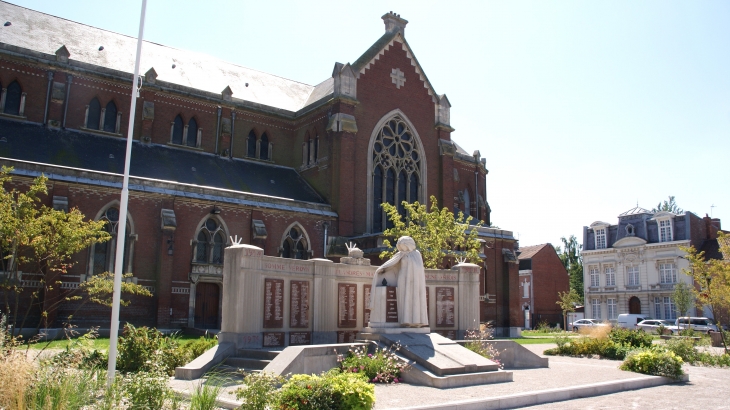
{"left": 220, "top": 348, "right": 281, "bottom": 373}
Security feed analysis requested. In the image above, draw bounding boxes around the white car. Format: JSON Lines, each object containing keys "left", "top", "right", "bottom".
{"left": 636, "top": 319, "right": 678, "bottom": 334}
{"left": 676, "top": 317, "right": 719, "bottom": 334}
{"left": 571, "top": 319, "right": 610, "bottom": 332}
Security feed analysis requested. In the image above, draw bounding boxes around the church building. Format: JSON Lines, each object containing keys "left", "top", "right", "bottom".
{"left": 0, "top": 2, "right": 522, "bottom": 335}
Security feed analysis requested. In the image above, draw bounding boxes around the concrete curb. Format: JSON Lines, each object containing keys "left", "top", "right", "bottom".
{"left": 387, "top": 374, "right": 689, "bottom": 409}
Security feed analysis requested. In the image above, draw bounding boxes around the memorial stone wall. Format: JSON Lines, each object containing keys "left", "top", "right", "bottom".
{"left": 219, "top": 244, "right": 481, "bottom": 349}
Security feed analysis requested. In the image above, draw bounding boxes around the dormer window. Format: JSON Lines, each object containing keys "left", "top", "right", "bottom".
{"left": 625, "top": 224, "right": 635, "bottom": 237}
{"left": 659, "top": 219, "right": 672, "bottom": 242}
{"left": 652, "top": 212, "right": 674, "bottom": 243}
{"left": 595, "top": 228, "right": 607, "bottom": 249}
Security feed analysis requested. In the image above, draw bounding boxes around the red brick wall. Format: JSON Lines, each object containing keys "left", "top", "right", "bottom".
{"left": 530, "top": 246, "right": 570, "bottom": 318}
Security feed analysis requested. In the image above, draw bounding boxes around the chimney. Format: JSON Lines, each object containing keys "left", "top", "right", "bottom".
{"left": 382, "top": 11, "right": 408, "bottom": 35}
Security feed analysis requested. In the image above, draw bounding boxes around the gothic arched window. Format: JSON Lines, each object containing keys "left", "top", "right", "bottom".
{"left": 281, "top": 225, "right": 309, "bottom": 260}
{"left": 260, "top": 133, "right": 269, "bottom": 160}
{"left": 103, "top": 101, "right": 118, "bottom": 133}
{"left": 3, "top": 81, "right": 22, "bottom": 116}
{"left": 86, "top": 98, "right": 101, "bottom": 130}
{"left": 193, "top": 217, "right": 226, "bottom": 264}
{"left": 371, "top": 115, "right": 422, "bottom": 232}
{"left": 186, "top": 118, "right": 198, "bottom": 147}
{"left": 172, "top": 115, "right": 184, "bottom": 145}
{"left": 90, "top": 206, "right": 134, "bottom": 276}
{"left": 247, "top": 130, "right": 257, "bottom": 158}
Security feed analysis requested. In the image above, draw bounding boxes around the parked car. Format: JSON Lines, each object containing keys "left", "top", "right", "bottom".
{"left": 617, "top": 314, "right": 651, "bottom": 329}
{"left": 636, "top": 319, "right": 678, "bottom": 334}
{"left": 571, "top": 319, "right": 610, "bottom": 332}
{"left": 675, "top": 317, "right": 719, "bottom": 334}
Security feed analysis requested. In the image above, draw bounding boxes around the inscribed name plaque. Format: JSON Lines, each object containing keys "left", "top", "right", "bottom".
{"left": 289, "top": 280, "right": 310, "bottom": 328}
{"left": 385, "top": 286, "right": 398, "bottom": 323}
{"left": 263, "top": 278, "right": 284, "bottom": 328}
{"left": 262, "top": 332, "right": 284, "bottom": 347}
{"left": 363, "top": 285, "right": 372, "bottom": 326}
{"left": 338, "top": 283, "right": 357, "bottom": 328}
{"left": 435, "top": 286, "right": 455, "bottom": 327}
{"left": 337, "top": 330, "right": 359, "bottom": 343}
{"left": 289, "top": 332, "right": 311, "bottom": 346}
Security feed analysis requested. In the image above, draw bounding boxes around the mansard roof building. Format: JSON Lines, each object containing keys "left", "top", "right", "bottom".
{"left": 582, "top": 206, "right": 722, "bottom": 322}
{"left": 0, "top": 3, "right": 522, "bottom": 334}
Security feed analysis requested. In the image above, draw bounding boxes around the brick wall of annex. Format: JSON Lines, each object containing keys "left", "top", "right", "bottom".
{"left": 530, "top": 246, "right": 570, "bottom": 319}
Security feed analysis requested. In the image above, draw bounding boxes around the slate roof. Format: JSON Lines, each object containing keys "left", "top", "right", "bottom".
{"left": 0, "top": 119, "right": 326, "bottom": 204}
{"left": 0, "top": 1, "right": 324, "bottom": 113}
{"left": 517, "top": 244, "right": 551, "bottom": 260}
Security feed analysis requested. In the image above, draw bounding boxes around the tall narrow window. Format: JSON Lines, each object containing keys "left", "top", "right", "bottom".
{"left": 590, "top": 266, "right": 600, "bottom": 287}
{"left": 3, "top": 81, "right": 22, "bottom": 116}
{"left": 663, "top": 296, "right": 676, "bottom": 320}
{"left": 371, "top": 115, "right": 422, "bottom": 232}
{"left": 91, "top": 206, "right": 132, "bottom": 276}
{"left": 260, "top": 133, "right": 269, "bottom": 160}
{"left": 281, "top": 225, "right": 309, "bottom": 260}
{"left": 186, "top": 118, "right": 198, "bottom": 147}
{"left": 659, "top": 261, "right": 677, "bottom": 284}
{"left": 193, "top": 217, "right": 226, "bottom": 264}
{"left": 385, "top": 168, "right": 395, "bottom": 229}
{"left": 627, "top": 266, "right": 640, "bottom": 286}
{"left": 595, "top": 228, "right": 607, "bottom": 249}
{"left": 103, "top": 101, "right": 117, "bottom": 133}
{"left": 463, "top": 189, "right": 471, "bottom": 217}
{"left": 372, "top": 166, "right": 383, "bottom": 231}
{"left": 659, "top": 219, "right": 673, "bottom": 242}
{"left": 592, "top": 298, "right": 601, "bottom": 320}
{"left": 655, "top": 297, "right": 662, "bottom": 319}
{"left": 247, "top": 130, "right": 257, "bottom": 158}
{"left": 607, "top": 298, "right": 617, "bottom": 320}
{"left": 172, "top": 115, "right": 184, "bottom": 145}
{"left": 604, "top": 265, "right": 616, "bottom": 286}
{"left": 87, "top": 98, "right": 101, "bottom": 130}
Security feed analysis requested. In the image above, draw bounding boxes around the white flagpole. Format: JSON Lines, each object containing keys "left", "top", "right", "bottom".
{"left": 107, "top": 0, "right": 147, "bottom": 386}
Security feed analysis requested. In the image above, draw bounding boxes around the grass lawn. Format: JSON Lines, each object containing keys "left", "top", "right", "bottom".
{"left": 496, "top": 337, "right": 557, "bottom": 345}
{"left": 521, "top": 330, "right": 573, "bottom": 337}
{"left": 23, "top": 334, "right": 214, "bottom": 351}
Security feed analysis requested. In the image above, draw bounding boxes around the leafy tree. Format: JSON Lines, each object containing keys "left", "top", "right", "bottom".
{"left": 671, "top": 281, "right": 694, "bottom": 320}
{"left": 555, "top": 236, "right": 584, "bottom": 302}
{"left": 0, "top": 167, "right": 149, "bottom": 336}
{"left": 380, "top": 195, "right": 482, "bottom": 269}
{"left": 680, "top": 232, "right": 730, "bottom": 353}
{"left": 556, "top": 289, "right": 581, "bottom": 331}
{"left": 651, "top": 196, "right": 683, "bottom": 214}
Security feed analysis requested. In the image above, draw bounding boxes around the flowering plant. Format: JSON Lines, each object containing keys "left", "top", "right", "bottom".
{"left": 463, "top": 324, "right": 502, "bottom": 369}
{"left": 338, "top": 343, "right": 409, "bottom": 383}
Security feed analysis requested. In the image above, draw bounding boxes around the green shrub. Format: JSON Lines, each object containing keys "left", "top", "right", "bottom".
{"left": 122, "top": 364, "right": 178, "bottom": 410}
{"left": 620, "top": 349, "right": 684, "bottom": 379}
{"left": 277, "top": 370, "right": 375, "bottom": 410}
{"left": 235, "top": 371, "right": 286, "bottom": 410}
{"left": 338, "top": 344, "right": 407, "bottom": 383}
{"left": 665, "top": 337, "right": 699, "bottom": 363}
{"left": 608, "top": 327, "right": 653, "bottom": 349}
{"left": 181, "top": 336, "right": 218, "bottom": 360}
{"left": 463, "top": 326, "right": 502, "bottom": 368}
{"left": 545, "top": 334, "right": 634, "bottom": 360}
{"left": 117, "top": 323, "right": 187, "bottom": 375}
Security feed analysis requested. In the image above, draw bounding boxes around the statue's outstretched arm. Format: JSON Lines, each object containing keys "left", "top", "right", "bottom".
{"left": 375, "top": 251, "right": 404, "bottom": 275}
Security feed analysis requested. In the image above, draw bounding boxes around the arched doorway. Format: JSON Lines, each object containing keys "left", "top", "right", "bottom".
{"left": 628, "top": 296, "right": 641, "bottom": 314}
{"left": 194, "top": 282, "right": 220, "bottom": 328}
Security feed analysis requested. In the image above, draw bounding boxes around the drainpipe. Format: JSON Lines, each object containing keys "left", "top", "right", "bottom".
{"left": 229, "top": 111, "right": 236, "bottom": 158}
{"left": 323, "top": 221, "right": 329, "bottom": 258}
{"left": 215, "top": 106, "right": 222, "bottom": 155}
{"left": 43, "top": 71, "right": 54, "bottom": 125}
{"left": 474, "top": 170, "right": 479, "bottom": 222}
{"left": 62, "top": 75, "right": 72, "bottom": 128}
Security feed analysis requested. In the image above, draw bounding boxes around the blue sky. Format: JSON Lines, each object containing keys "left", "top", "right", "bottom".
{"left": 12, "top": 0, "right": 730, "bottom": 249}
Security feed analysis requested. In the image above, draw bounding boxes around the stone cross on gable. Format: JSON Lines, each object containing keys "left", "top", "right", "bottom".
{"left": 391, "top": 68, "right": 406, "bottom": 89}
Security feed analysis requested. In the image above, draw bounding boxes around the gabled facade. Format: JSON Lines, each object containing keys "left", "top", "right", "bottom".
{"left": 582, "top": 206, "right": 722, "bottom": 321}
{"left": 0, "top": 4, "right": 520, "bottom": 333}
{"left": 517, "top": 244, "right": 570, "bottom": 329}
